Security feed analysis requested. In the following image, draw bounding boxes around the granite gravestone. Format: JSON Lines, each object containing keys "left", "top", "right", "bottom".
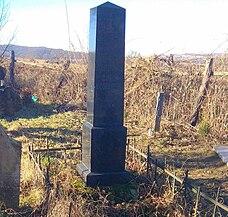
{"left": 77, "top": 2, "right": 129, "bottom": 187}
{"left": 0, "top": 124, "right": 21, "bottom": 209}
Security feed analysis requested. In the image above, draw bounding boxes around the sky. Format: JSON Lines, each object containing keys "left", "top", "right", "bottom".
{"left": 1, "top": 0, "right": 228, "bottom": 56}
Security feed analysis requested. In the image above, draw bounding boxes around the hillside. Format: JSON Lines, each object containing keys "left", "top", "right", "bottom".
{"left": 0, "top": 44, "right": 86, "bottom": 61}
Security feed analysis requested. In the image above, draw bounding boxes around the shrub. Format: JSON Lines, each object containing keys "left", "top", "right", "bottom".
{"left": 198, "top": 118, "right": 210, "bottom": 138}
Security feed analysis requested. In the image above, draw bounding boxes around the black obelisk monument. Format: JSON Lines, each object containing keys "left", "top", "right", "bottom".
{"left": 76, "top": 2, "right": 129, "bottom": 187}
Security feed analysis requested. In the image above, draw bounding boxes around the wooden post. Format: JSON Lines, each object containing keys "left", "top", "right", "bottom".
{"left": 154, "top": 92, "right": 164, "bottom": 132}
{"left": 9, "top": 50, "right": 16, "bottom": 87}
{"left": 190, "top": 58, "right": 213, "bottom": 126}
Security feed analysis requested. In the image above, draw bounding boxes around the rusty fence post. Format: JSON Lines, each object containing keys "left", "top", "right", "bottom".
{"left": 172, "top": 173, "right": 176, "bottom": 201}
{"left": 154, "top": 159, "right": 158, "bottom": 182}
{"left": 212, "top": 187, "right": 220, "bottom": 217}
{"left": 146, "top": 145, "right": 150, "bottom": 177}
{"left": 183, "top": 170, "right": 189, "bottom": 216}
{"left": 68, "top": 199, "right": 73, "bottom": 217}
{"left": 193, "top": 186, "right": 201, "bottom": 217}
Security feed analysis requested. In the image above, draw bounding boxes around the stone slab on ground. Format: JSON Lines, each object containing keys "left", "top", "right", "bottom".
{"left": 213, "top": 146, "right": 228, "bottom": 166}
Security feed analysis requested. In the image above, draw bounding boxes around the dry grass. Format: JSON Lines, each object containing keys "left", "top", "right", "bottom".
{"left": 3, "top": 53, "right": 227, "bottom": 135}
{"left": 4, "top": 53, "right": 227, "bottom": 138}
{"left": 124, "top": 55, "right": 227, "bottom": 139}
{"left": 31, "top": 155, "right": 187, "bottom": 217}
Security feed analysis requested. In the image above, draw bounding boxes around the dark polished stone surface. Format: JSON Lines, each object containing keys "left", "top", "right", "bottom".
{"left": 77, "top": 2, "right": 129, "bottom": 187}
{"left": 76, "top": 163, "right": 130, "bottom": 188}
{"left": 87, "top": 2, "right": 125, "bottom": 127}
{"left": 82, "top": 121, "right": 127, "bottom": 173}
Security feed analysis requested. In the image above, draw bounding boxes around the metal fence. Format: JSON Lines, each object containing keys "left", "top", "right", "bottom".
{"left": 19, "top": 136, "right": 228, "bottom": 216}
{"left": 127, "top": 136, "right": 228, "bottom": 216}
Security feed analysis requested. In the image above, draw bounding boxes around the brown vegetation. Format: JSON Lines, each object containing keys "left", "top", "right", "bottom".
{"left": 8, "top": 53, "right": 227, "bottom": 138}
{"left": 0, "top": 53, "right": 227, "bottom": 216}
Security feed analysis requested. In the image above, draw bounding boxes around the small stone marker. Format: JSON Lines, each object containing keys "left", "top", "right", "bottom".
{"left": 154, "top": 92, "right": 164, "bottom": 132}
{"left": 77, "top": 2, "right": 129, "bottom": 187}
{"left": 0, "top": 125, "right": 21, "bottom": 209}
{"left": 214, "top": 146, "right": 228, "bottom": 166}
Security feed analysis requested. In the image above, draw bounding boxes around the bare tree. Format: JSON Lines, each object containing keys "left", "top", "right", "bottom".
{"left": 0, "top": 0, "right": 9, "bottom": 31}
{"left": 0, "top": 0, "right": 15, "bottom": 60}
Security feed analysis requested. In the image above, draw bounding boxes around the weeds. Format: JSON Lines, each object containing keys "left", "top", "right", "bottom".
{"left": 198, "top": 118, "right": 211, "bottom": 138}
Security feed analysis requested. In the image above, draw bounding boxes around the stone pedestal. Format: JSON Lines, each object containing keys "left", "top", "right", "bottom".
{"left": 77, "top": 2, "right": 129, "bottom": 187}
{"left": 77, "top": 122, "right": 129, "bottom": 187}
{"left": 0, "top": 125, "right": 21, "bottom": 209}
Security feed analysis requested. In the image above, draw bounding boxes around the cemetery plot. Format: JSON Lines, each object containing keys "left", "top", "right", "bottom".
{"left": 0, "top": 1, "right": 227, "bottom": 216}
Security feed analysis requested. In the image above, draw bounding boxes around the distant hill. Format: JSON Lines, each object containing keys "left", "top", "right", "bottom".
{"left": 0, "top": 44, "right": 223, "bottom": 62}
{"left": 0, "top": 44, "right": 87, "bottom": 61}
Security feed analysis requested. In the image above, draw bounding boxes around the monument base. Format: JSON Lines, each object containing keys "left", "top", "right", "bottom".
{"left": 81, "top": 121, "right": 127, "bottom": 173}
{"left": 77, "top": 163, "right": 130, "bottom": 187}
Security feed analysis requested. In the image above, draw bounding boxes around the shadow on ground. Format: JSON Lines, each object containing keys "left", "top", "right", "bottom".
{"left": 148, "top": 151, "right": 225, "bottom": 170}
{"left": 0, "top": 103, "right": 56, "bottom": 120}
{"left": 188, "top": 176, "right": 228, "bottom": 205}
{"left": 0, "top": 102, "right": 85, "bottom": 120}
{"left": 134, "top": 140, "right": 228, "bottom": 208}
{"left": 23, "top": 127, "right": 81, "bottom": 144}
